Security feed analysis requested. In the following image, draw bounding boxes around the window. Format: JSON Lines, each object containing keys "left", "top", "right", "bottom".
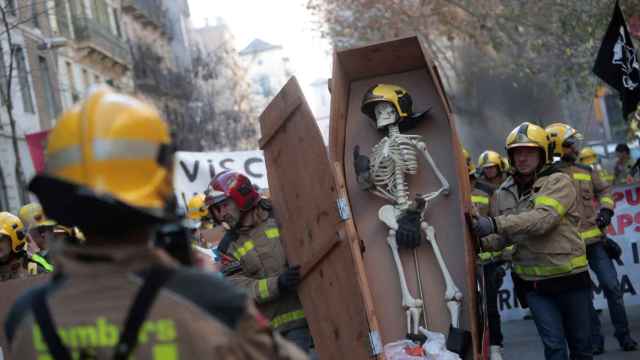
{"left": 0, "top": 44, "right": 7, "bottom": 105}
{"left": 81, "top": 68, "right": 90, "bottom": 90}
{"left": 31, "top": 0, "right": 40, "bottom": 28}
{"left": 112, "top": 8, "right": 122, "bottom": 38}
{"left": 6, "top": 0, "right": 16, "bottom": 16}
{"left": 15, "top": 47, "right": 34, "bottom": 113}
{"left": 258, "top": 75, "right": 273, "bottom": 97}
{"left": 39, "top": 56, "right": 57, "bottom": 118}
{"left": 65, "top": 61, "right": 78, "bottom": 102}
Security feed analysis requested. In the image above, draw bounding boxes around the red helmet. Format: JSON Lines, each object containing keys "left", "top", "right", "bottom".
{"left": 205, "top": 171, "right": 260, "bottom": 212}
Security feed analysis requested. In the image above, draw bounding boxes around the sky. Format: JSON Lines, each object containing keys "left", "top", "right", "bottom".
{"left": 187, "top": 0, "right": 332, "bottom": 103}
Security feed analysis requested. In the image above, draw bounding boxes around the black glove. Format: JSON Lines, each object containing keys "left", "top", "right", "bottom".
{"left": 471, "top": 216, "right": 496, "bottom": 238}
{"left": 396, "top": 209, "right": 422, "bottom": 249}
{"left": 596, "top": 208, "right": 614, "bottom": 229}
{"left": 353, "top": 145, "right": 372, "bottom": 190}
{"left": 278, "top": 265, "right": 301, "bottom": 292}
{"left": 603, "top": 237, "right": 623, "bottom": 265}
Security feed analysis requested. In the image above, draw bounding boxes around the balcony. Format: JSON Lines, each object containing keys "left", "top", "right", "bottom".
{"left": 122, "top": 0, "right": 166, "bottom": 33}
{"left": 71, "top": 16, "right": 131, "bottom": 71}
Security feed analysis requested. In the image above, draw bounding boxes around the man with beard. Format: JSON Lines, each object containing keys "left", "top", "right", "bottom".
{"left": 206, "top": 171, "right": 315, "bottom": 357}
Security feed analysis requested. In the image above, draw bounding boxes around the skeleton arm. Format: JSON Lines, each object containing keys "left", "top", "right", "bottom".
{"left": 412, "top": 140, "right": 450, "bottom": 202}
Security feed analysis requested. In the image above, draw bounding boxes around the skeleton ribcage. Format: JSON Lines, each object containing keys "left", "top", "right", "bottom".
{"left": 370, "top": 135, "right": 419, "bottom": 200}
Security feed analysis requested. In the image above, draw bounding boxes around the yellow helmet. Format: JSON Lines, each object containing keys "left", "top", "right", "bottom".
{"left": 501, "top": 156, "right": 510, "bottom": 172}
{"left": 505, "top": 122, "right": 551, "bottom": 164}
{"left": 187, "top": 193, "right": 208, "bottom": 221}
{"left": 18, "top": 203, "right": 56, "bottom": 230}
{"left": 29, "top": 87, "right": 175, "bottom": 230}
{"left": 545, "top": 123, "right": 583, "bottom": 157}
{"left": 477, "top": 150, "right": 504, "bottom": 171}
{"left": 463, "top": 148, "right": 476, "bottom": 176}
{"left": 578, "top": 147, "right": 598, "bottom": 165}
{"left": 361, "top": 84, "right": 427, "bottom": 124}
{"left": 0, "top": 212, "right": 27, "bottom": 253}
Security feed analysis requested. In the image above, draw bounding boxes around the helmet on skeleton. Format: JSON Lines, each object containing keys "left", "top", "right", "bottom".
{"left": 361, "top": 84, "right": 427, "bottom": 127}
{"left": 205, "top": 171, "right": 260, "bottom": 212}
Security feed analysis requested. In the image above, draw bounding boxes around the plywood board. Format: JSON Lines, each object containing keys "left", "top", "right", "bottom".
{"left": 260, "top": 77, "right": 379, "bottom": 359}
{"left": 329, "top": 36, "right": 480, "bottom": 359}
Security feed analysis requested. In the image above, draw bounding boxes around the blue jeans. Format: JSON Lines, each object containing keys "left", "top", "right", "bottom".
{"left": 526, "top": 287, "right": 592, "bottom": 360}
{"left": 587, "top": 241, "right": 630, "bottom": 345}
{"left": 484, "top": 262, "right": 505, "bottom": 346}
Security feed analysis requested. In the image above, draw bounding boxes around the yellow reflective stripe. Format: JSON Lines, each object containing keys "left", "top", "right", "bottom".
{"left": 534, "top": 196, "right": 566, "bottom": 216}
{"left": 471, "top": 195, "right": 489, "bottom": 205}
{"left": 573, "top": 173, "right": 592, "bottom": 181}
{"left": 270, "top": 310, "right": 305, "bottom": 329}
{"left": 258, "top": 279, "right": 269, "bottom": 299}
{"left": 233, "top": 240, "right": 255, "bottom": 260}
{"left": 580, "top": 227, "right": 603, "bottom": 241}
{"left": 478, "top": 251, "right": 501, "bottom": 261}
{"left": 600, "top": 196, "right": 614, "bottom": 207}
{"left": 514, "top": 255, "right": 588, "bottom": 277}
{"left": 265, "top": 228, "right": 280, "bottom": 239}
{"left": 603, "top": 175, "right": 614, "bottom": 182}
{"left": 30, "top": 254, "right": 54, "bottom": 272}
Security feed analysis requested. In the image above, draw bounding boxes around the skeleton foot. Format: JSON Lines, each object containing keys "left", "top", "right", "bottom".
{"left": 421, "top": 222, "right": 463, "bottom": 328}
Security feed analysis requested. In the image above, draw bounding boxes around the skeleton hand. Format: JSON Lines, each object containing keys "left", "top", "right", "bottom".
{"left": 396, "top": 209, "right": 422, "bottom": 248}
{"left": 353, "top": 145, "right": 372, "bottom": 190}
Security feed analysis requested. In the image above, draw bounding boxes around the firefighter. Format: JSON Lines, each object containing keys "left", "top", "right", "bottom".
{"left": 4, "top": 88, "right": 306, "bottom": 360}
{"left": 478, "top": 150, "right": 507, "bottom": 188}
{"left": 186, "top": 192, "right": 214, "bottom": 246}
{"left": 613, "top": 144, "right": 636, "bottom": 185}
{"left": 579, "top": 147, "right": 613, "bottom": 185}
{"left": 18, "top": 203, "right": 56, "bottom": 270}
{"left": 0, "top": 212, "right": 48, "bottom": 281}
{"left": 472, "top": 122, "right": 593, "bottom": 360}
{"left": 466, "top": 148, "right": 505, "bottom": 360}
{"left": 547, "top": 123, "right": 637, "bottom": 353}
{"left": 206, "top": 171, "right": 315, "bottom": 356}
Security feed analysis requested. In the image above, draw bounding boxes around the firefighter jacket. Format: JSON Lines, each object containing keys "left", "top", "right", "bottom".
{"left": 555, "top": 160, "right": 614, "bottom": 245}
{"left": 0, "top": 252, "right": 47, "bottom": 282}
{"left": 4, "top": 243, "right": 307, "bottom": 360}
{"left": 471, "top": 180, "right": 494, "bottom": 217}
{"left": 482, "top": 169, "right": 588, "bottom": 281}
{"left": 222, "top": 209, "right": 307, "bottom": 334}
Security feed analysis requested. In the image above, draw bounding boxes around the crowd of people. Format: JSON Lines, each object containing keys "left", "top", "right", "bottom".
{"left": 468, "top": 122, "right": 638, "bottom": 360}
{"left": 1, "top": 86, "right": 639, "bottom": 360}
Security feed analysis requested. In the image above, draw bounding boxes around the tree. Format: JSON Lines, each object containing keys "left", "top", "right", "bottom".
{"left": 307, "top": 0, "right": 640, "bottom": 147}
{"left": 128, "top": 23, "right": 259, "bottom": 152}
{"left": 308, "top": 0, "right": 639, "bottom": 96}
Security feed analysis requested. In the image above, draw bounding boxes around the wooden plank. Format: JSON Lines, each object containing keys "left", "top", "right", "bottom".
{"left": 258, "top": 79, "right": 303, "bottom": 149}
{"left": 260, "top": 77, "right": 374, "bottom": 360}
{"left": 336, "top": 37, "right": 425, "bottom": 81}
{"left": 328, "top": 53, "right": 350, "bottom": 166}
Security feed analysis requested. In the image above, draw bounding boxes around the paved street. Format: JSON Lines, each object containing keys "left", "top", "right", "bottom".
{"left": 503, "top": 305, "right": 640, "bottom": 359}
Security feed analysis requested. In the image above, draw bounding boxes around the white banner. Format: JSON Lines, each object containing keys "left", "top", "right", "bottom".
{"left": 499, "top": 183, "right": 640, "bottom": 321}
{"left": 173, "top": 150, "right": 267, "bottom": 210}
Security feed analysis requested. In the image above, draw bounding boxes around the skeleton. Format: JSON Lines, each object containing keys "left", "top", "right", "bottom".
{"left": 356, "top": 101, "right": 463, "bottom": 335}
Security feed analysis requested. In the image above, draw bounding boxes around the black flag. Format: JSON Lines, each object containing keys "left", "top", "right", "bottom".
{"left": 593, "top": 1, "right": 640, "bottom": 119}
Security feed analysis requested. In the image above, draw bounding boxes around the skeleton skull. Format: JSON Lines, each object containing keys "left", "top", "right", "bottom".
{"left": 374, "top": 102, "right": 398, "bottom": 129}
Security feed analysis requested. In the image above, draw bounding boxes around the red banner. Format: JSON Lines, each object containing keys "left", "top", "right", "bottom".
{"left": 25, "top": 130, "right": 50, "bottom": 173}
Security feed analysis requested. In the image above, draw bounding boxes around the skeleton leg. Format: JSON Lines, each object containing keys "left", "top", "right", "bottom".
{"left": 421, "top": 222, "right": 463, "bottom": 328}
{"left": 386, "top": 228, "right": 423, "bottom": 334}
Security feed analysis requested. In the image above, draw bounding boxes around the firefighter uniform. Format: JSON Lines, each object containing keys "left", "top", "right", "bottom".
{"left": 224, "top": 216, "right": 306, "bottom": 334}
{"left": 475, "top": 122, "right": 592, "bottom": 360}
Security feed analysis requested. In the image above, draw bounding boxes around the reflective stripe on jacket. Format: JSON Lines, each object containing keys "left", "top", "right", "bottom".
{"left": 225, "top": 215, "right": 307, "bottom": 333}
{"left": 482, "top": 171, "right": 587, "bottom": 281}
{"left": 555, "top": 161, "right": 614, "bottom": 246}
